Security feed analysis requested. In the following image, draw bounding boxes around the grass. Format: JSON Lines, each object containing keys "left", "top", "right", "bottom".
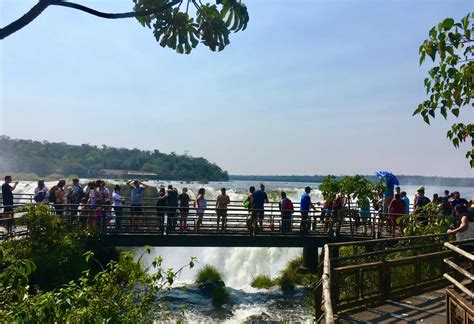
{"left": 195, "top": 265, "right": 223, "bottom": 284}
{"left": 251, "top": 275, "right": 276, "bottom": 289}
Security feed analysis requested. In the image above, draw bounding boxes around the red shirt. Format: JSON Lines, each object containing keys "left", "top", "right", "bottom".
{"left": 389, "top": 199, "right": 405, "bottom": 215}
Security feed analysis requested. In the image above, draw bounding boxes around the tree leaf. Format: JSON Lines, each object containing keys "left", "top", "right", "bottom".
{"left": 442, "top": 18, "right": 454, "bottom": 30}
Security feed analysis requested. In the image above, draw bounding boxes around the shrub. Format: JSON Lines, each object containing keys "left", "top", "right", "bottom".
{"left": 195, "top": 265, "right": 223, "bottom": 284}
{"left": 251, "top": 275, "right": 275, "bottom": 289}
{"left": 279, "top": 274, "right": 295, "bottom": 293}
{"left": 211, "top": 286, "right": 230, "bottom": 307}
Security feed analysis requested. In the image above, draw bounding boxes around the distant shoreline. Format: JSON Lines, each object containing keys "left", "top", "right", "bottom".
{"left": 229, "top": 175, "right": 474, "bottom": 187}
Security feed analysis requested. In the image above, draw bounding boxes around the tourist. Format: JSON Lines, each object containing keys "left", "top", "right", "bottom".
{"left": 432, "top": 193, "right": 439, "bottom": 204}
{"left": 414, "top": 186, "right": 430, "bottom": 210}
{"left": 252, "top": 184, "right": 268, "bottom": 233}
{"left": 112, "top": 185, "right": 125, "bottom": 230}
{"left": 156, "top": 187, "right": 167, "bottom": 233}
{"left": 382, "top": 180, "right": 395, "bottom": 216}
{"left": 98, "top": 180, "right": 110, "bottom": 205}
{"left": 166, "top": 185, "right": 179, "bottom": 231}
{"left": 450, "top": 192, "right": 469, "bottom": 227}
{"left": 450, "top": 191, "right": 469, "bottom": 209}
{"left": 395, "top": 186, "right": 401, "bottom": 195}
{"left": 414, "top": 186, "right": 430, "bottom": 225}
{"left": 389, "top": 193, "right": 405, "bottom": 232}
{"left": 53, "top": 180, "right": 66, "bottom": 216}
{"left": 332, "top": 193, "right": 345, "bottom": 235}
{"left": 68, "top": 178, "right": 83, "bottom": 216}
{"left": 1, "top": 175, "right": 18, "bottom": 232}
{"left": 401, "top": 191, "right": 410, "bottom": 215}
{"left": 443, "top": 190, "right": 450, "bottom": 200}
{"left": 322, "top": 195, "right": 334, "bottom": 233}
{"left": 33, "top": 179, "right": 49, "bottom": 204}
{"left": 447, "top": 205, "right": 474, "bottom": 240}
{"left": 279, "top": 191, "right": 294, "bottom": 233}
{"left": 440, "top": 196, "right": 453, "bottom": 217}
{"left": 86, "top": 182, "right": 101, "bottom": 228}
{"left": 358, "top": 196, "right": 371, "bottom": 235}
{"left": 300, "top": 186, "right": 316, "bottom": 234}
{"left": 178, "top": 187, "right": 190, "bottom": 231}
{"left": 126, "top": 180, "right": 149, "bottom": 228}
{"left": 194, "top": 188, "right": 207, "bottom": 232}
{"left": 244, "top": 186, "right": 255, "bottom": 232}
{"left": 216, "top": 187, "right": 230, "bottom": 231}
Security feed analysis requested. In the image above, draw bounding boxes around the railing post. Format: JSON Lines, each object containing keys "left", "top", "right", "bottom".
{"left": 381, "top": 260, "right": 390, "bottom": 301}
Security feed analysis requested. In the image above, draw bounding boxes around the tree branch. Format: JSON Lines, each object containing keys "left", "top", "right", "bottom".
{"left": 0, "top": 0, "right": 53, "bottom": 40}
{"left": 51, "top": 0, "right": 181, "bottom": 19}
{"left": 0, "top": 0, "right": 181, "bottom": 40}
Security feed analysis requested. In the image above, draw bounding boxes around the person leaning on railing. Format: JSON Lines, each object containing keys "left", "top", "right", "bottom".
{"left": 447, "top": 205, "right": 474, "bottom": 242}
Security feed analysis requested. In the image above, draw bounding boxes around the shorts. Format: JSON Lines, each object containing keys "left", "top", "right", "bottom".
{"left": 252, "top": 210, "right": 264, "bottom": 220}
{"left": 217, "top": 209, "right": 227, "bottom": 218}
{"left": 3, "top": 206, "right": 13, "bottom": 213}
{"left": 131, "top": 204, "right": 143, "bottom": 214}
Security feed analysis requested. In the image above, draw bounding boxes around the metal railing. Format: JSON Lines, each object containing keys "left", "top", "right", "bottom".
{"left": 444, "top": 239, "right": 474, "bottom": 323}
{"left": 0, "top": 202, "right": 412, "bottom": 240}
{"left": 313, "top": 233, "right": 453, "bottom": 322}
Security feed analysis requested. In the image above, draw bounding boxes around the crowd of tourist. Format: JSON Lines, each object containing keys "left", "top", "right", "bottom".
{"left": 1, "top": 175, "right": 473, "bottom": 239}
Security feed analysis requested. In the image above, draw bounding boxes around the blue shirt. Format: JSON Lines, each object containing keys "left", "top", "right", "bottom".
{"left": 252, "top": 190, "right": 267, "bottom": 209}
{"left": 300, "top": 193, "right": 311, "bottom": 212}
{"left": 402, "top": 196, "right": 410, "bottom": 214}
{"left": 131, "top": 187, "right": 145, "bottom": 205}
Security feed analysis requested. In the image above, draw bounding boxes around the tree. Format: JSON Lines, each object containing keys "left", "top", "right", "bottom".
{"left": 0, "top": 0, "right": 249, "bottom": 54}
{"left": 414, "top": 13, "right": 473, "bottom": 167}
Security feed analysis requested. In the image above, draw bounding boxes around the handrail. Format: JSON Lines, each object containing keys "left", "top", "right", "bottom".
{"left": 322, "top": 244, "right": 335, "bottom": 324}
{"left": 444, "top": 241, "right": 474, "bottom": 261}
{"left": 315, "top": 233, "right": 452, "bottom": 320}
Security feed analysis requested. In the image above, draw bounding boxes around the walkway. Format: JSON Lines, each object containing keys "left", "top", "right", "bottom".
{"left": 338, "top": 288, "right": 446, "bottom": 323}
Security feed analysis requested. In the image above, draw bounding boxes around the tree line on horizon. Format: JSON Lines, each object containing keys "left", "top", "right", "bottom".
{"left": 0, "top": 136, "right": 228, "bottom": 182}
{"left": 229, "top": 175, "right": 474, "bottom": 187}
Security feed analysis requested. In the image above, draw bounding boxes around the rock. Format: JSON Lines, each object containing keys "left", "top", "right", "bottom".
{"left": 198, "top": 279, "right": 225, "bottom": 295}
{"left": 245, "top": 312, "right": 272, "bottom": 322}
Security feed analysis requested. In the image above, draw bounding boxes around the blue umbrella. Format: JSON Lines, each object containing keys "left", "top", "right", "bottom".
{"left": 376, "top": 171, "right": 400, "bottom": 186}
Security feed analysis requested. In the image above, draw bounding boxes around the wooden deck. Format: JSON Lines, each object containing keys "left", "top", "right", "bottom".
{"left": 338, "top": 288, "right": 446, "bottom": 323}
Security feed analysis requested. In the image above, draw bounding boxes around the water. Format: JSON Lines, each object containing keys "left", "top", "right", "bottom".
{"left": 10, "top": 179, "right": 474, "bottom": 322}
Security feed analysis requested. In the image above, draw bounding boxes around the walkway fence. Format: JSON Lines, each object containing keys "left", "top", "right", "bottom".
{"left": 312, "top": 234, "right": 469, "bottom": 323}
{"left": 1, "top": 201, "right": 414, "bottom": 240}
{"left": 444, "top": 239, "right": 474, "bottom": 323}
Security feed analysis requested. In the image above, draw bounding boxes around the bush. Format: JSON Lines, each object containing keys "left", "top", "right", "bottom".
{"left": 195, "top": 265, "right": 223, "bottom": 284}
{"left": 211, "top": 286, "right": 230, "bottom": 307}
{"left": 279, "top": 274, "right": 295, "bottom": 293}
{"left": 251, "top": 275, "right": 275, "bottom": 289}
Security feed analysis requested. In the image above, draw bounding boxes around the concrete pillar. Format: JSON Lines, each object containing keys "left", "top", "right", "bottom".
{"left": 302, "top": 246, "right": 318, "bottom": 272}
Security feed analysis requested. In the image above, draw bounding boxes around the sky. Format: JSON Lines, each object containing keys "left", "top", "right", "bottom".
{"left": 0, "top": 0, "right": 473, "bottom": 177}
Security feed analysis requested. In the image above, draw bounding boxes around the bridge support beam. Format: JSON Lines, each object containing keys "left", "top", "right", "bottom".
{"left": 302, "top": 246, "right": 318, "bottom": 272}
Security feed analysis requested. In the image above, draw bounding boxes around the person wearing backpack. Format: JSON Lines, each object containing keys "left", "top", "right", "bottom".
{"left": 34, "top": 179, "right": 49, "bottom": 204}
{"left": 69, "top": 178, "right": 83, "bottom": 217}
{"left": 53, "top": 180, "right": 66, "bottom": 216}
{"left": 279, "top": 191, "right": 294, "bottom": 234}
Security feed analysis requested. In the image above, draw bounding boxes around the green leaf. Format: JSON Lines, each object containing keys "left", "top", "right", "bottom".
{"left": 452, "top": 108, "right": 459, "bottom": 117}
{"left": 442, "top": 18, "right": 454, "bottom": 30}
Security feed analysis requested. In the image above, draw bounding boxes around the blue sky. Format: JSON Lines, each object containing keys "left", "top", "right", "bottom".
{"left": 1, "top": 0, "right": 473, "bottom": 177}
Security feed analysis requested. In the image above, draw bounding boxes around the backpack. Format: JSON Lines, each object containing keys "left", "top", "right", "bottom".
{"left": 49, "top": 187, "right": 57, "bottom": 203}
{"left": 34, "top": 190, "right": 46, "bottom": 203}
{"left": 282, "top": 198, "right": 294, "bottom": 212}
{"left": 76, "top": 186, "right": 84, "bottom": 202}
{"left": 243, "top": 195, "right": 252, "bottom": 209}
